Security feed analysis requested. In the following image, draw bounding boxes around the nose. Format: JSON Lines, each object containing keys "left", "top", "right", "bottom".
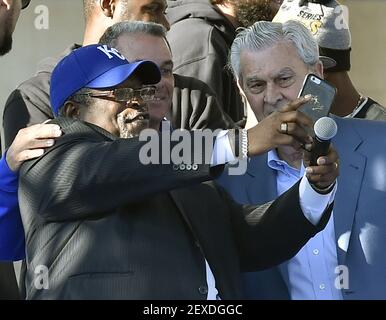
{"left": 264, "top": 83, "right": 283, "bottom": 107}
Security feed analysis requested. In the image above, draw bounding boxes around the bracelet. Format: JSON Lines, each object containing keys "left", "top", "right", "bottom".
{"left": 227, "top": 129, "right": 248, "bottom": 159}
{"left": 240, "top": 129, "right": 248, "bottom": 159}
{"left": 310, "top": 181, "right": 336, "bottom": 195}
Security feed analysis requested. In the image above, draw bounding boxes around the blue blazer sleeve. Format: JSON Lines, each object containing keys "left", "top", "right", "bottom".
{"left": 0, "top": 153, "right": 25, "bottom": 261}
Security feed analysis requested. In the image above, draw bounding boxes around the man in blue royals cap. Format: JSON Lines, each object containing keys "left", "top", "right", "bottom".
{"left": 17, "top": 44, "right": 338, "bottom": 300}
{"left": 50, "top": 44, "right": 161, "bottom": 138}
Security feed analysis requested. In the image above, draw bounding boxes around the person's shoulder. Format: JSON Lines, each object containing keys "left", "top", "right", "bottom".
{"left": 334, "top": 115, "right": 386, "bottom": 144}
{"left": 5, "top": 45, "right": 79, "bottom": 110}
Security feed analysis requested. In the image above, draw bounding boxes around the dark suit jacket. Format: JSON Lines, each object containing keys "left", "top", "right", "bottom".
{"left": 18, "top": 117, "right": 331, "bottom": 299}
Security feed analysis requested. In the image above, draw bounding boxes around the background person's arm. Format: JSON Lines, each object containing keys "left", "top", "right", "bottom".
{"left": 0, "top": 154, "right": 24, "bottom": 261}
{"left": 0, "top": 123, "right": 62, "bottom": 261}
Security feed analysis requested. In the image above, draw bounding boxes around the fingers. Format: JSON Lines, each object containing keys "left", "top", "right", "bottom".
{"left": 279, "top": 122, "right": 313, "bottom": 146}
{"left": 279, "top": 110, "right": 314, "bottom": 130}
{"left": 14, "top": 124, "right": 62, "bottom": 150}
{"left": 306, "top": 162, "right": 339, "bottom": 184}
{"left": 16, "top": 149, "right": 45, "bottom": 163}
{"left": 305, "top": 145, "right": 340, "bottom": 188}
{"left": 6, "top": 124, "right": 62, "bottom": 171}
{"left": 29, "top": 124, "right": 62, "bottom": 139}
{"left": 279, "top": 95, "right": 312, "bottom": 113}
{"left": 25, "top": 138, "right": 56, "bottom": 149}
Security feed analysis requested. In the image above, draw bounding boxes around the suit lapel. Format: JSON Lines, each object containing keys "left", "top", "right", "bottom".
{"left": 332, "top": 118, "right": 366, "bottom": 265}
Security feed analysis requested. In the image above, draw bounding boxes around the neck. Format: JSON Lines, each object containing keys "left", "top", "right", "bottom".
{"left": 215, "top": 4, "right": 240, "bottom": 28}
{"left": 327, "top": 71, "right": 361, "bottom": 117}
{"left": 82, "top": 16, "right": 111, "bottom": 46}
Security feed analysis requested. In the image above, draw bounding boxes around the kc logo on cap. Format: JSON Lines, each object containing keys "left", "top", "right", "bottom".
{"left": 97, "top": 45, "right": 126, "bottom": 61}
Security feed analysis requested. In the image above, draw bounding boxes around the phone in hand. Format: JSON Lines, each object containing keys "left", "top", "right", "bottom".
{"left": 298, "top": 74, "right": 337, "bottom": 136}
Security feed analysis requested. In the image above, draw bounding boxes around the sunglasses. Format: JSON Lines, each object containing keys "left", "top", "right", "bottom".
{"left": 76, "top": 86, "right": 157, "bottom": 103}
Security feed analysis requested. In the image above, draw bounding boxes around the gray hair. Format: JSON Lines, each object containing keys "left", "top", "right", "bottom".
{"left": 99, "top": 21, "right": 168, "bottom": 49}
{"left": 57, "top": 87, "right": 93, "bottom": 117}
{"left": 230, "top": 20, "right": 320, "bottom": 80}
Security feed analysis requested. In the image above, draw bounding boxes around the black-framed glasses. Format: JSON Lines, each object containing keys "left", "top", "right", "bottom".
{"left": 22, "top": 0, "right": 31, "bottom": 9}
{"left": 77, "top": 86, "right": 157, "bottom": 103}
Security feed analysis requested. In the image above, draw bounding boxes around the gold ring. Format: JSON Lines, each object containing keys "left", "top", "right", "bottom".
{"left": 280, "top": 122, "right": 288, "bottom": 134}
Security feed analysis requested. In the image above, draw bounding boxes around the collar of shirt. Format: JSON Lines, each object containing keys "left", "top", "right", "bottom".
{"left": 267, "top": 149, "right": 305, "bottom": 178}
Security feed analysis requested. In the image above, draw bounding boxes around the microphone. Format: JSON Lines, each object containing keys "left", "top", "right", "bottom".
{"left": 310, "top": 117, "right": 338, "bottom": 166}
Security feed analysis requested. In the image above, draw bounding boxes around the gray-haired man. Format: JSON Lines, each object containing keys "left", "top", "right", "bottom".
{"left": 273, "top": 0, "right": 386, "bottom": 120}
{"left": 219, "top": 20, "right": 386, "bottom": 299}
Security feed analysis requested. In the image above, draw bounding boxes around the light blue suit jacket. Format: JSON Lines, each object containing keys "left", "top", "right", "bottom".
{"left": 218, "top": 116, "right": 386, "bottom": 299}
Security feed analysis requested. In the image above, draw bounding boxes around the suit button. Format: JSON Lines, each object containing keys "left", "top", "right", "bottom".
{"left": 198, "top": 286, "right": 208, "bottom": 295}
{"left": 180, "top": 164, "right": 186, "bottom": 170}
{"left": 186, "top": 164, "right": 192, "bottom": 170}
{"left": 192, "top": 164, "right": 198, "bottom": 171}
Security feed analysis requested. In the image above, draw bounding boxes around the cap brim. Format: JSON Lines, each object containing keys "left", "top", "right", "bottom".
{"left": 320, "top": 56, "right": 337, "bottom": 70}
{"left": 21, "top": 0, "right": 31, "bottom": 9}
{"left": 87, "top": 60, "right": 161, "bottom": 89}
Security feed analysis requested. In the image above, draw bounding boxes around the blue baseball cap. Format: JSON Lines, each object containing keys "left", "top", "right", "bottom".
{"left": 50, "top": 44, "right": 161, "bottom": 116}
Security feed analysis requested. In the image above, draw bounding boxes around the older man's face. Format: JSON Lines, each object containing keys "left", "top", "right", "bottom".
{"left": 80, "top": 76, "right": 151, "bottom": 139}
{"left": 239, "top": 40, "right": 320, "bottom": 122}
{"left": 239, "top": 40, "right": 322, "bottom": 161}
{"left": 115, "top": 33, "right": 174, "bottom": 130}
{"left": 0, "top": 0, "right": 22, "bottom": 55}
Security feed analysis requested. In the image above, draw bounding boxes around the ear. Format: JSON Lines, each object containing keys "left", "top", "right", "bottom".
{"left": 99, "top": 0, "right": 115, "bottom": 18}
{"left": 1, "top": 0, "right": 12, "bottom": 10}
{"left": 62, "top": 101, "right": 81, "bottom": 119}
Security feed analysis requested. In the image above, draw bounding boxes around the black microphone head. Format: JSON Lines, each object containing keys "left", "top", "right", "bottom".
{"left": 314, "top": 117, "right": 338, "bottom": 140}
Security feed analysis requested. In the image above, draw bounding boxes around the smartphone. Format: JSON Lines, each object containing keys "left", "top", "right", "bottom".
{"left": 298, "top": 74, "right": 337, "bottom": 136}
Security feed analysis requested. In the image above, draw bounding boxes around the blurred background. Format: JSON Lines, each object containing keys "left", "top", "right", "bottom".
{"left": 1, "top": 0, "right": 385, "bottom": 147}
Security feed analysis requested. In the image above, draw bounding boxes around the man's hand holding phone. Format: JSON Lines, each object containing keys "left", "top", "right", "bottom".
{"left": 247, "top": 95, "right": 315, "bottom": 156}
